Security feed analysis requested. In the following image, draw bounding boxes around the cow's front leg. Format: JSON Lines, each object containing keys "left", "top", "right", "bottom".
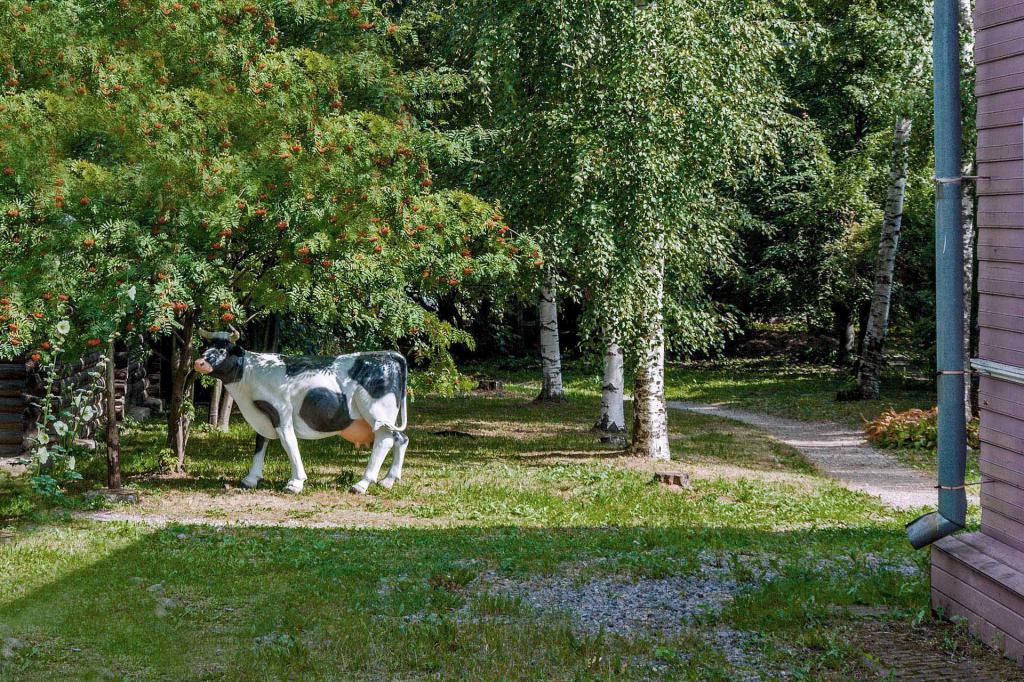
{"left": 351, "top": 427, "right": 394, "bottom": 494}
{"left": 276, "top": 424, "right": 307, "bottom": 494}
{"left": 241, "top": 434, "right": 269, "bottom": 489}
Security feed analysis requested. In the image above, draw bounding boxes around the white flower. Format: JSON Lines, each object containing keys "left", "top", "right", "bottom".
{"left": 127, "top": 285, "right": 137, "bottom": 301}
{"left": 53, "top": 421, "right": 68, "bottom": 437}
{"left": 36, "top": 431, "right": 50, "bottom": 445}
{"left": 37, "top": 447, "right": 49, "bottom": 465}
{"left": 81, "top": 406, "right": 95, "bottom": 421}
{"left": 56, "top": 320, "right": 71, "bottom": 336}
{"left": 67, "top": 456, "right": 76, "bottom": 471}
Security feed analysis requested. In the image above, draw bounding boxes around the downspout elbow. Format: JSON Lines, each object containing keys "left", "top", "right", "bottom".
{"left": 906, "top": 488, "right": 966, "bottom": 549}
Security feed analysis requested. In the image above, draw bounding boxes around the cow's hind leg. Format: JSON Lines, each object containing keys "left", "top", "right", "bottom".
{"left": 241, "top": 434, "right": 269, "bottom": 489}
{"left": 379, "top": 430, "right": 408, "bottom": 489}
{"left": 350, "top": 427, "right": 394, "bottom": 494}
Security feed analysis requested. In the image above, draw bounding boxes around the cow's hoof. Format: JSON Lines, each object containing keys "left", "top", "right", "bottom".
{"left": 283, "top": 480, "right": 305, "bottom": 494}
{"left": 378, "top": 476, "right": 398, "bottom": 490}
{"left": 240, "top": 476, "right": 260, "bottom": 489}
{"left": 349, "top": 479, "right": 370, "bottom": 494}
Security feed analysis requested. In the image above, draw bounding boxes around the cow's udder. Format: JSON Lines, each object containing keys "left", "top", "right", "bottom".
{"left": 339, "top": 419, "right": 374, "bottom": 447}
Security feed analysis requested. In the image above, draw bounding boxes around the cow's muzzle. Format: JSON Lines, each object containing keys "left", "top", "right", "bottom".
{"left": 194, "top": 359, "right": 213, "bottom": 374}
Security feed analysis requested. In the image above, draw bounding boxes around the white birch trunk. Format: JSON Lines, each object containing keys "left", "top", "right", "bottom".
{"left": 962, "top": 160, "right": 976, "bottom": 422}
{"left": 536, "top": 280, "right": 565, "bottom": 401}
{"left": 857, "top": 117, "right": 912, "bottom": 399}
{"left": 960, "top": 0, "right": 976, "bottom": 423}
{"left": 595, "top": 340, "right": 626, "bottom": 434}
{"left": 629, "top": 257, "right": 670, "bottom": 460}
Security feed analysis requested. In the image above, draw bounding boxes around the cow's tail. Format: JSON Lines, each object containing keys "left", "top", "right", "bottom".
{"left": 394, "top": 352, "right": 408, "bottom": 432}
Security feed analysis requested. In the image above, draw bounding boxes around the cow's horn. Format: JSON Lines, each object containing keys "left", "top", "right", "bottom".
{"left": 227, "top": 324, "right": 241, "bottom": 343}
{"left": 198, "top": 328, "right": 215, "bottom": 340}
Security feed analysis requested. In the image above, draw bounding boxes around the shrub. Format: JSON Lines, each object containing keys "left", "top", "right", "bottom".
{"left": 865, "top": 407, "right": 979, "bottom": 450}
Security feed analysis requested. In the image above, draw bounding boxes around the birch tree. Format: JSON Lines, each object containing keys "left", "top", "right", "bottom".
{"left": 595, "top": 339, "right": 626, "bottom": 438}
{"left": 416, "top": 0, "right": 787, "bottom": 457}
{"left": 856, "top": 117, "right": 912, "bottom": 399}
{"left": 536, "top": 281, "right": 565, "bottom": 401}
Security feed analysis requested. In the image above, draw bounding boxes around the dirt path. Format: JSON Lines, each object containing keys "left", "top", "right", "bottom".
{"left": 668, "top": 400, "right": 977, "bottom": 510}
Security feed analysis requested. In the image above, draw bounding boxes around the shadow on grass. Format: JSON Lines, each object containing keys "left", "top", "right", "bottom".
{"left": 0, "top": 520, "right": 927, "bottom": 681}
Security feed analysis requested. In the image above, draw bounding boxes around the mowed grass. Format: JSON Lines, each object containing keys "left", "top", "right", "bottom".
{"left": 0, "top": 370, "right": 978, "bottom": 680}
{"left": 663, "top": 358, "right": 934, "bottom": 428}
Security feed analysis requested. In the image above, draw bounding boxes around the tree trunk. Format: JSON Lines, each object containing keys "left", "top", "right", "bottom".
{"left": 168, "top": 313, "right": 195, "bottom": 472}
{"left": 833, "top": 302, "right": 856, "bottom": 366}
{"left": 960, "top": 0, "right": 978, "bottom": 422}
{"left": 535, "top": 279, "right": 565, "bottom": 401}
{"left": 594, "top": 339, "right": 626, "bottom": 436}
{"left": 962, "top": 160, "right": 977, "bottom": 421}
{"left": 629, "top": 257, "right": 670, "bottom": 460}
{"left": 857, "top": 117, "right": 912, "bottom": 399}
{"left": 105, "top": 339, "right": 121, "bottom": 489}
{"left": 208, "top": 379, "right": 222, "bottom": 427}
{"left": 217, "top": 391, "right": 233, "bottom": 432}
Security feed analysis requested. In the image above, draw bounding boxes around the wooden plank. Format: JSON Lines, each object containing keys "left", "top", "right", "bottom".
{"left": 933, "top": 533, "right": 1024, "bottom": 597}
{"left": 980, "top": 424, "right": 1024, "bottom": 456}
{"left": 977, "top": 144, "right": 1023, "bottom": 164}
{"left": 981, "top": 485, "right": 1024, "bottom": 524}
{"left": 981, "top": 508, "right": 1024, "bottom": 553}
{"left": 978, "top": 244, "right": 1024, "bottom": 266}
{"left": 979, "top": 391, "right": 1024, "bottom": 422}
{"left": 977, "top": 27, "right": 1024, "bottom": 64}
{"left": 978, "top": 341, "right": 1024, "bottom": 369}
{"left": 977, "top": 51, "right": 1024, "bottom": 83}
{"left": 931, "top": 563, "right": 1024, "bottom": 640}
{"left": 978, "top": 194, "right": 1024, "bottom": 214}
{"left": 976, "top": 0, "right": 1024, "bottom": 30}
{"left": 977, "top": 213, "right": 1024, "bottom": 229}
{"left": 978, "top": 308, "right": 1024, "bottom": 332}
{"left": 979, "top": 228, "right": 1024, "bottom": 249}
{"left": 978, "top": 405, "right": 1024, "bottom": 440}
{"left": 978, "top": 106, "right": 1024, "bottom": 130}
{"left": 931, "top": 586, "right": 1024, "bottom": 664}
{"left": 979, "top": 123, "right": 1024, "bottom": 149}
{"left": 981, "top": 456, "right": 1024, "bottom": 488}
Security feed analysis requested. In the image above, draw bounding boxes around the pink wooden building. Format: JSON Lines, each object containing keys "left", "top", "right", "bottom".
{"left": 930, "top": 0, "right": 1024, "bottom": 661}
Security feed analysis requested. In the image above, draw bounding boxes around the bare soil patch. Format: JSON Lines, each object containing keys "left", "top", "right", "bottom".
{"left": 75, "top": 486, "right": 447, "bottom": 528}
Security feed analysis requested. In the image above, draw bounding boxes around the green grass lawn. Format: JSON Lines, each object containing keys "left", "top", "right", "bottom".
{"left": 662, "top": 358, "right": 935, "bottom": 428}
{"left": 0, "top": 369, "right": 1003, "bottom": 680}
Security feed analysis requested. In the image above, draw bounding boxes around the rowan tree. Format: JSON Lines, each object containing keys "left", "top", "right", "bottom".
{"left": 0, "top": 0, "right": 534, "bottom": 471}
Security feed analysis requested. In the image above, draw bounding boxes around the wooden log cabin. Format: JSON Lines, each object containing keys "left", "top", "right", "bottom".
{"left": 929, "top": 0, "right": 1024, "bottom": 662}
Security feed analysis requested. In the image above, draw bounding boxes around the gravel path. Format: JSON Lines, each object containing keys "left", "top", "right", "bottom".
{"left": 667, "top": 400, "right": 977, "bottom": 510}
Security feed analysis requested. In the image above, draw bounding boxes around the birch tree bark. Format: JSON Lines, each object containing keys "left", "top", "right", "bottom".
{"left": 536, "top": 280, "right": 565, "bottom": 401}
{"left": 960, "top": 0, "right": 977, "bottom": 422}
{"left": 594, "top": 339, "right": 626, "bottom": 440}
{"left": 629, "top": 257, "right": 670, "bottom": 460}
{"left": 857, "top": 117, "right": 912, "bottom": 399}
{"left": 962, "top": 161, "right": 976, "bottom": 421}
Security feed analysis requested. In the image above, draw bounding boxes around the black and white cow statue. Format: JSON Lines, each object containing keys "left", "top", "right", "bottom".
{"left": 193, "top": 329, "right": 409, "bottom": 494}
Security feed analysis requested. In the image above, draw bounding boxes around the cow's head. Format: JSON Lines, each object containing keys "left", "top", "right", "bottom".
{"left": 195, "top": 328, "right": 245, "bottom": 383}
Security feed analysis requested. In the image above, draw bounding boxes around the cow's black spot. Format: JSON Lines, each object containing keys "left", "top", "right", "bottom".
{"left": 299, "top": 388, "right": 353, "bottom": 432}
{"left": 254, "top": 400, "right": 281, "bottom": 428}
{"left": 283, "top": 355, "right": 336, "bottom": 376}
{"left": 254, "top": 433, "right": 268, "bottom": 453}
{"left": 348, "top": 352, "right": 405, "bottom": 401}
{"left": 393, "top": 430, "right": 408, "bottom": 445}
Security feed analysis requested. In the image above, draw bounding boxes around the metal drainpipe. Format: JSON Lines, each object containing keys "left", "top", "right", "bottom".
{"left": 906, "top": 0, "right": 968, "bottom": 549}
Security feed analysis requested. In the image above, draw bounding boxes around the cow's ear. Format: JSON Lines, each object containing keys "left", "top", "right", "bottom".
{"left": 230, "top": 344, "right": 245, "bottom": 356}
